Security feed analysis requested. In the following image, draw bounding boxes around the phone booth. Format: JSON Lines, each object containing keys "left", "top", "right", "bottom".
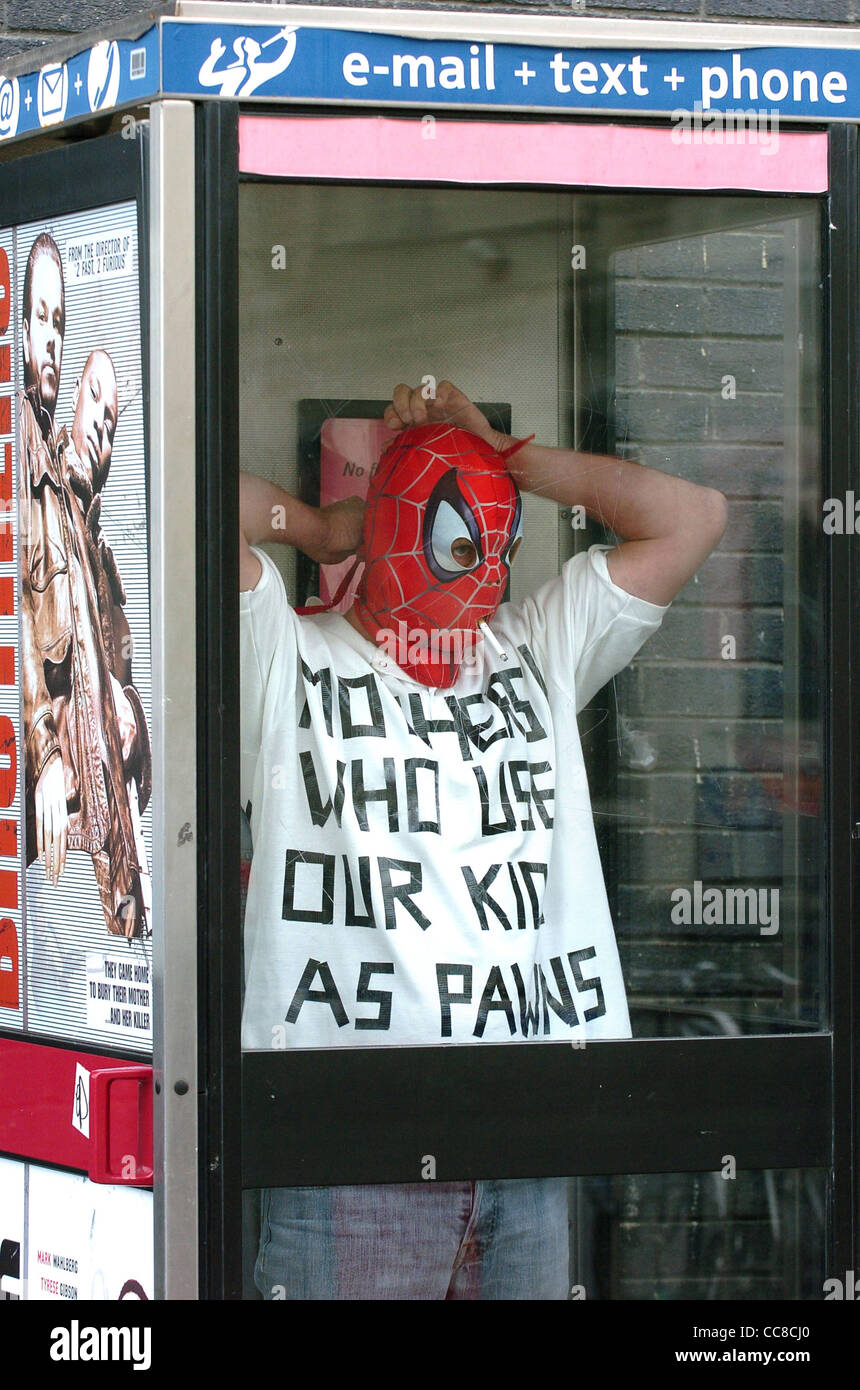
{"left": 0, "top": 3, "right": 856, "bottom": 1306}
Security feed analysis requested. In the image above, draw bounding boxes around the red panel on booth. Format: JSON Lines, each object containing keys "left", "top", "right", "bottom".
{"left": 0, "top": 1038, "right": 152, "bottom": 1183}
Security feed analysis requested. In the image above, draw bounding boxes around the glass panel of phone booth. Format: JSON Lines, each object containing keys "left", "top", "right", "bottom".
{"left": 239, "top": 184, "right": 823, "bottom": 1040}
{"left": 237, "top": 181, "right": 825, "bottom": 1298}
{"left": 242, "top": 1166, "right": 827, "bottom": 1301}
{"left": 572, "top": 197, "right": 824, "bottom": 1039}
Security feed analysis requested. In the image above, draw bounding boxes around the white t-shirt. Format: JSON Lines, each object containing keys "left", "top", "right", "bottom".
{"left": 240, "top": 544, "right": 668, "bottom": 1050}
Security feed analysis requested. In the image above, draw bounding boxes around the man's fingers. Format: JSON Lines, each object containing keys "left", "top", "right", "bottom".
{"left": 393, "top": 383, "right": 435, "bottom": 425}
{"left": 49, "top": 800, "right": 67, "bottom": 886}
{"left": 388, "top": 380, "right": 476, "bottom": 434}
{"left": 120, "top": 897, "right": 136, "bottom": 940}
{"left": 408, "top": 388, "right": 429, "bottom": 425}
{"left": 435, "top": 380, "right": 461, "bottom": 418}
{"left": 35, "top": 787, "right": 44, "bottom": 867}
{"left": 391, "top": 383, "right": 414, "bottom": 425}
{"left": 388, "top": 380, "right": 471, "bottom": 429}
{"left": 45, "top": 804, "right": 56, "bottom": 885}
{"left": 34, "top": 772, "right": 68, "bottom": 885}
{"left": 50, "top": 800, "right": 62, "bottom": 886}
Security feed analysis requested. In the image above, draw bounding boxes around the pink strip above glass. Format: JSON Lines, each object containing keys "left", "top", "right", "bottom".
{"left": 239, "top": 114, "right": 827, "bottom": 194}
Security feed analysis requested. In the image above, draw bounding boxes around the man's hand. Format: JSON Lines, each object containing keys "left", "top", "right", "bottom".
{"left": 109, "top": 673, "right": 138, "bottom": 768}
{"left": 384, "top": 381, "right": 497, "bottom": 446}
{"left": 309, "top": 496, "right": 366, "bottom": 565}
{"left": 35, "top": 755, "right": 67, "bottom": 887}
{"left": 116, "top": 892, "right": 140, "bottom": 940}
{"left": 240, "top": 474, "right": 364, "bottom": 589}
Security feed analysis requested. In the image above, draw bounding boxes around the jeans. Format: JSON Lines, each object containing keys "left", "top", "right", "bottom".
{"left": 254, "top": 1177, "right": 570, "bottom": 1300}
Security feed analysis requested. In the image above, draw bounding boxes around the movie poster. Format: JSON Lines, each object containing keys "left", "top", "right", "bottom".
{"left": 0, "top": 201, "right": 152, "bottom": 1052}
{"left": 0, "top": 223, "right": 21, "bottom": 1031}
{"left": 26, "top": 1163, "right": 152, "bottom": 1301}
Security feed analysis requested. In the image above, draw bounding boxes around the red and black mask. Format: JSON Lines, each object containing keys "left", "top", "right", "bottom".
{"left": 353, "top": 423, "right": 525, "bottom": 688}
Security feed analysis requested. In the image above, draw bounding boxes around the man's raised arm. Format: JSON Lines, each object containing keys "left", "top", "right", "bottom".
{"left": 382, "top": 381, "right": 727, "bottom": 609}
{"left": 495, "top": 442, "right": 727, "bottom": 609}
{"left": 239, "top": 471, "right": 364, "bottom": 591}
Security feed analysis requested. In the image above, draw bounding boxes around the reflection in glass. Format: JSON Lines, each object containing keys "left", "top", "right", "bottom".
{"left": 585, "top": 209, "right": 823, "bottom": 1038}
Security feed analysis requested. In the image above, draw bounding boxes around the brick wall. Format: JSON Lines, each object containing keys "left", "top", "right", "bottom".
{"left": 0, "top": 1, "right": 138, "bottom": 65}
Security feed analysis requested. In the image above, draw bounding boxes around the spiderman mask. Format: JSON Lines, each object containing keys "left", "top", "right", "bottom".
{"left": 353, "top": 422, "right": 525, "bottom": 689}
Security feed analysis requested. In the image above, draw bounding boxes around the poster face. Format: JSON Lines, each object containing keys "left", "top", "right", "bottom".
{"left": 0, "top": 201, "right": 153, "bottom": 1052}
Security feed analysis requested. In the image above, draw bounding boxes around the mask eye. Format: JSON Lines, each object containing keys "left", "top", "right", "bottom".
{"left": 423, "top": 468, "right": 485, "bottom": 582}
{"left": 429, "top": 499, "right": 480, "bottom": 574}
{"left": 502, "top": 497, "right": 524, "bottom": 567}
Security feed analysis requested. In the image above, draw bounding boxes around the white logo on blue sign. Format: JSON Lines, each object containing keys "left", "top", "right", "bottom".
{"left": 88, "top": 40, "right": 121, "bottom": 112}
{"left": 0, "top": 76, "right": 19, "bottom": 140}
{"left": 197, "top": 25, "right": 297, "bottom": 97}
{"left": 38, "top": 62, "right": 68, "bottom": 127}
